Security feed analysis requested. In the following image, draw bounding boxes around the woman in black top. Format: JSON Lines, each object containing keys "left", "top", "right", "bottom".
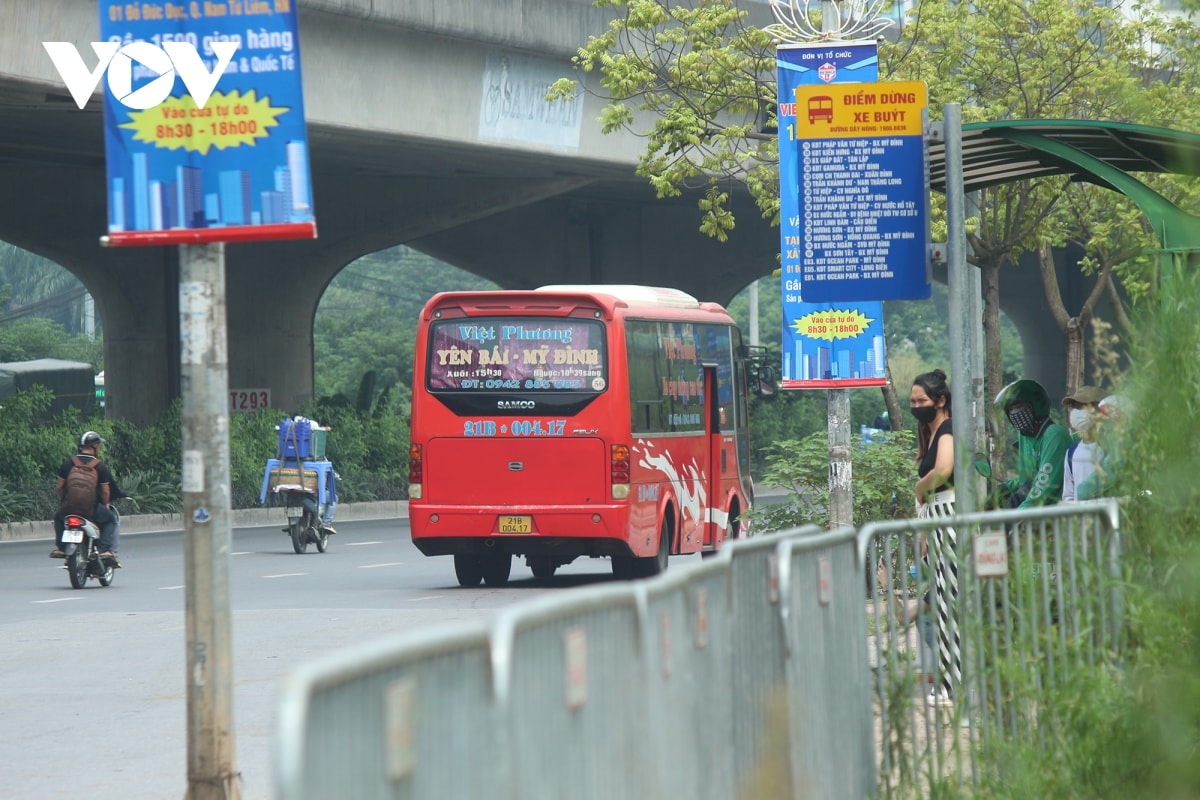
{"left": 912, "top": 369, "right": 954, "bottom": 504}
{"left": 909, "top": 369, "right": 959, "bottom": 708}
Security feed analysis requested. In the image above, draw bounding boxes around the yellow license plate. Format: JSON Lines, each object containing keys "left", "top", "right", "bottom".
{"left": 498, "top": 515, "right": 532, "bottom": 534}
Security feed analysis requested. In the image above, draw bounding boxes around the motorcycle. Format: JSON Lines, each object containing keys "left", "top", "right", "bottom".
{"left": 275, "top": 487, "right": 330, "bottom": 554}
{"left": 60, "top": 507, "right": 120, "bottom": 589}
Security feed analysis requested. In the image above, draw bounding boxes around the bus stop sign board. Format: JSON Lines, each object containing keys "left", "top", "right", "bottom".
{"left": 794, "top": 80, "right": 932, "bottom": 302}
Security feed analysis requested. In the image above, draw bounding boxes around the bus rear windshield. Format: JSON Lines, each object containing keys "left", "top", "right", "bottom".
{"left": 427, "top": 318, "right": 608, "bottom": 394}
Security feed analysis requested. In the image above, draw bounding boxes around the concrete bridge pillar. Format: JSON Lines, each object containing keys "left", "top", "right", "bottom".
{"left": 0, "top": 156, "right": 605, "bottom": 426}
{"left": 0, "top": 161, "right": 179, "bottom": 427}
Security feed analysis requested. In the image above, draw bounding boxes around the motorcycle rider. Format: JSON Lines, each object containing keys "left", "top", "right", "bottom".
{"left": 994, "top": 379, "right": 1073, "bottom": 508}
{"left": 50, "top": 431, "right": 120, "bottom": 562}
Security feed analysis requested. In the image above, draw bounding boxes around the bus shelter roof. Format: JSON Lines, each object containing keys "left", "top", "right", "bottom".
{"left": 928, "top": 119, "right": 1200, "bottom": 194}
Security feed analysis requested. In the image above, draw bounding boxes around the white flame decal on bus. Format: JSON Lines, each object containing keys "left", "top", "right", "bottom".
{"left": 635, "top": 439, "right": 707, "bottom": 526}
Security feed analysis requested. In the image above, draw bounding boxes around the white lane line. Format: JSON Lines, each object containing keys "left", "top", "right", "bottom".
{"left": 358, "top": 562, "right": 404, "bottom": 569}
{"left": 344, "top": 541, "right": 383, "bottom": 546}
{"left": 160, "top": 585, "right": 185, "bottom": 590}
{"left": 232, "top": 551, "right": 253, "bottom": 555}
{"left": 263, "top": 573, "right": 309, "bottom": 579}
{"left": 406, "top": 596, "right": 438, "bottom": 602}
{"left": 33, "top": 597, "right": 84, "bottom": 604}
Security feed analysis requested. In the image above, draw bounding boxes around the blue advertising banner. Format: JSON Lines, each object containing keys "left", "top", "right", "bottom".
{"left": 777, "top": 42, "right": 886, "bottom": 388}
{"left": 794, "top": 80, "right": 931, "bottom": 302}
{"left": 97, "top": 0, "right": 315, "bottom": 246}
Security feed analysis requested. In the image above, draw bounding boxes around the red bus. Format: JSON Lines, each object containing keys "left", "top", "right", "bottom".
{"left": 407, "top": 285, "right": 762, "bottom": 586}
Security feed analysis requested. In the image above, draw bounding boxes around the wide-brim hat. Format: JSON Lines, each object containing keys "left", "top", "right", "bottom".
{"left": 1062, "top": 385, "right": 1106, "bottom": 406}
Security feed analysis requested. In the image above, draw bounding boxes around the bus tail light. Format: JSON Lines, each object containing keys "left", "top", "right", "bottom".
{"left": 408, "top": 443, "right": 423, "bottom": 500}
{"left": 611, "top": 444, "right": 630, "bottom": 499}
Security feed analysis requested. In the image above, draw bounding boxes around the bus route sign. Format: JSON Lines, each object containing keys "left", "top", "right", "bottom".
{"left": 793, "top": 80, "right": 931, "bottom": 303}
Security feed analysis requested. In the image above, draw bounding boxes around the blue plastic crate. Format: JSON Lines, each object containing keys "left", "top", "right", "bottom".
{"left": 278, "top": 419, "right": 326, "bottom": 459}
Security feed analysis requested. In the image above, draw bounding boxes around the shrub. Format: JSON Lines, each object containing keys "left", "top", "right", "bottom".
{"left": 749, "top": 429, "right": 917, "bottom": 532}
{"left": 0, "top": 392, "right": 412, "bottom": 523}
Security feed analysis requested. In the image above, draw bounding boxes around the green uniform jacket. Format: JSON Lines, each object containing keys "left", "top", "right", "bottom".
{"left": 1003, "top": 422, "right": 1073, "bottom": 508}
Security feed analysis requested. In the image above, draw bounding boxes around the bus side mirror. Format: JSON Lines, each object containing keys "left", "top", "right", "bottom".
{"left": 756, "top": 364, "right": 778, "bottom": 398}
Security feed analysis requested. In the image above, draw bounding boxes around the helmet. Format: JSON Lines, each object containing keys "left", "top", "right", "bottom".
{"left": 994, "top": 379, "right": 1050, "bottom": 419}
{"left": 80, "top": 431, "right": 105, "bottom": 448}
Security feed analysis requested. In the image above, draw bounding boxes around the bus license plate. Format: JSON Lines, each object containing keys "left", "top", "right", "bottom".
{"left": 61, "top": 530, "right": 84, "bottom": 543}
{"left": 498, "top": 515, "right": 532, "bottom": 534}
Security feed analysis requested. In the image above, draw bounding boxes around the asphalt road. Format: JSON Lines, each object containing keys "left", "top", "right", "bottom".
{"left": 0, "top": 518, "right": 637, "bottom": 800}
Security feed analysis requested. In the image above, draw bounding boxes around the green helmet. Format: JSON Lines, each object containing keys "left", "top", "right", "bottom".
{"left": 994, "top": 379, "right": 1050, "bottom": 419}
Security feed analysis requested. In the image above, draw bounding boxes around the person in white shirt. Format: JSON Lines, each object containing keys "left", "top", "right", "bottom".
{"left": 1060, "top": 385, "right": 1105, "bottom": 502}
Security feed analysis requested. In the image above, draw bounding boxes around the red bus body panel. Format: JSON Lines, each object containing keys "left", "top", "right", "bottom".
{"left": 408, "top": 288, "right": 752, "bottom": 564}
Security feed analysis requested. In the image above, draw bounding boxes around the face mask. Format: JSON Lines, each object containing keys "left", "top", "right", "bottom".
{"left": 1006, "top": 406, "right": 1040, "bottom": 437}
{"left": 1068, "top": 408, "right": 1092, "bottom": 432}
{"left": 911, "top": 405, "right": 937, "bottom": 425}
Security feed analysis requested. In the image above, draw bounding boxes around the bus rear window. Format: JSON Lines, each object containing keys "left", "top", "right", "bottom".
{"left": 427, "top": 318, "right": 607, "bottom": 393}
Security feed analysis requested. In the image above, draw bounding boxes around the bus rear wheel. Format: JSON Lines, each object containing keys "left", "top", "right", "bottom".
{"left": 454, "top": 554, "right": 483, "bottom": 587}
{"left": 634, "top": 519, "right": 670, "bottom": 578}
{"left": 528, "top": 556, "right": 557, "bottom": 579}
{"left": 481, "top": 553, "right": 512, "bottom": 587}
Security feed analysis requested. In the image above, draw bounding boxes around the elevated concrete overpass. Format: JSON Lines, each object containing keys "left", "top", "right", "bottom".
{"left": 2, "top": 0, "right": 1080, "bottom": 425}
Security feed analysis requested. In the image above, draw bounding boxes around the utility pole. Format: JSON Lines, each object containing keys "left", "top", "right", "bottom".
{"left": 179, "top": 242, "right": 240, "bottom": 800}
{"left": 823, "top": 0, "right": 853, "bottom": 531}
{"left": 83, "top": 292, "right": 95, "bottom": 340}
{"left": 749, "top": 279, "right": 759, "bottom": 347}
{"left": 944, "top": 104, "right": 984, "bottom": 514}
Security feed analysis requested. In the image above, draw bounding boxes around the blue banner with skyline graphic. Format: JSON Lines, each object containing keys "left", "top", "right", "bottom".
{"left": 777, "top": 41, "right": 886, "bottom": 388}
{"left": 99, "top": 0, "right": 316, "bottom": 246}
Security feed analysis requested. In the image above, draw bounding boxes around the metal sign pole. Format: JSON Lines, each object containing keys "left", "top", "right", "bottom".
{"left": 944, "top": 103, "right": 980, "bottom": 514}
{"left": 179, "top": 241, "right": 240, "bottom": 800}
{"left": 822, "top": 0, "right": 853, "bottom": 530}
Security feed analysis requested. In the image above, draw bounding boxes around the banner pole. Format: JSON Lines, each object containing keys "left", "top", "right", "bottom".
{"left": 179, "top": 241, "right": 241, "bottom": 800}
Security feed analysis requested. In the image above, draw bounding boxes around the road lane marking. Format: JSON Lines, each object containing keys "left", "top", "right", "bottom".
{"left": 160, "top": 585, "right": 184, "bottom": 590}
{"left": 232, "top": 551, "right": 253, "bottom": 555}
{"left": 406, "top": 596, "right": 438, "bottom": 602}
{"left": 345, "top": 541, "right": 383, "bottom": 546}
{"left": 358, "top": 562, "right": 404, "bottom": 569}
{"left": 263, "top": 573, "right": 309, "bottom": 578}
{"left": 33, "top": 597, "right": 84, "bottom": 604}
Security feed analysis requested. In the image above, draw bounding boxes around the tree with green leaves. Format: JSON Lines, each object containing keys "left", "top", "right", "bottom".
{"left": 0, "top": 241, "right": 88, "bottom": 334}
{"left": 549, "top": 0, "right": 781, "bottom": 240}
{"left": 882, "top": 0, "right": 1193, "bottom": 419}
{"left": 554, "top": 0, "right": 1200, "bottom": 434}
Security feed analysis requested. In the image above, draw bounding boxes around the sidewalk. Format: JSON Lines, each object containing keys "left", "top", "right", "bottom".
{"left": 0, "top": 500, "right": 410, "bottom": 543}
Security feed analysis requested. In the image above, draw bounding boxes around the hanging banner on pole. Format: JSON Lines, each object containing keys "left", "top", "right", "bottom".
{"left": 88, "top": 0, "right": 316, "bottom": 246}
{"left": 777, "top": 42, "right": 886, "bottom": 388}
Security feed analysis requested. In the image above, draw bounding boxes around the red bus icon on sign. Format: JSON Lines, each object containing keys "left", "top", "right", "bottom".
{"left": 817, "top": 62, "right": 837, "bottom": 82}
{"left": 807, "top": 96, "right": 833, "bottom": 124}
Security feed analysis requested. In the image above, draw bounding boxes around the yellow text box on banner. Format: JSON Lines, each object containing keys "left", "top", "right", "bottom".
{"left": 795, "top": 80, "right": 927, "bottom": 139}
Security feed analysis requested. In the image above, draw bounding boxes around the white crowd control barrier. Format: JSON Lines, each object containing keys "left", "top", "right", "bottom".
{"left": 275, "top": 499, "right": 1123, "bottom": 799}
{"left": 862, "top": 499, "right": 1123, "bottom": 797}
{"left": 275, "top": 525, "right": 879, "bottom": 799}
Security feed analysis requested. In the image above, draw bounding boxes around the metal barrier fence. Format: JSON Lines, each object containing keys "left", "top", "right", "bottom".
{"left": 274, "top": 524, "right": 879, "bottom": 800}
{"left": 274, "top": 499, "right": 1122, "bottom": 799}
{"left": 861, "top": 499, "right": 1123, "bottom": 798}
